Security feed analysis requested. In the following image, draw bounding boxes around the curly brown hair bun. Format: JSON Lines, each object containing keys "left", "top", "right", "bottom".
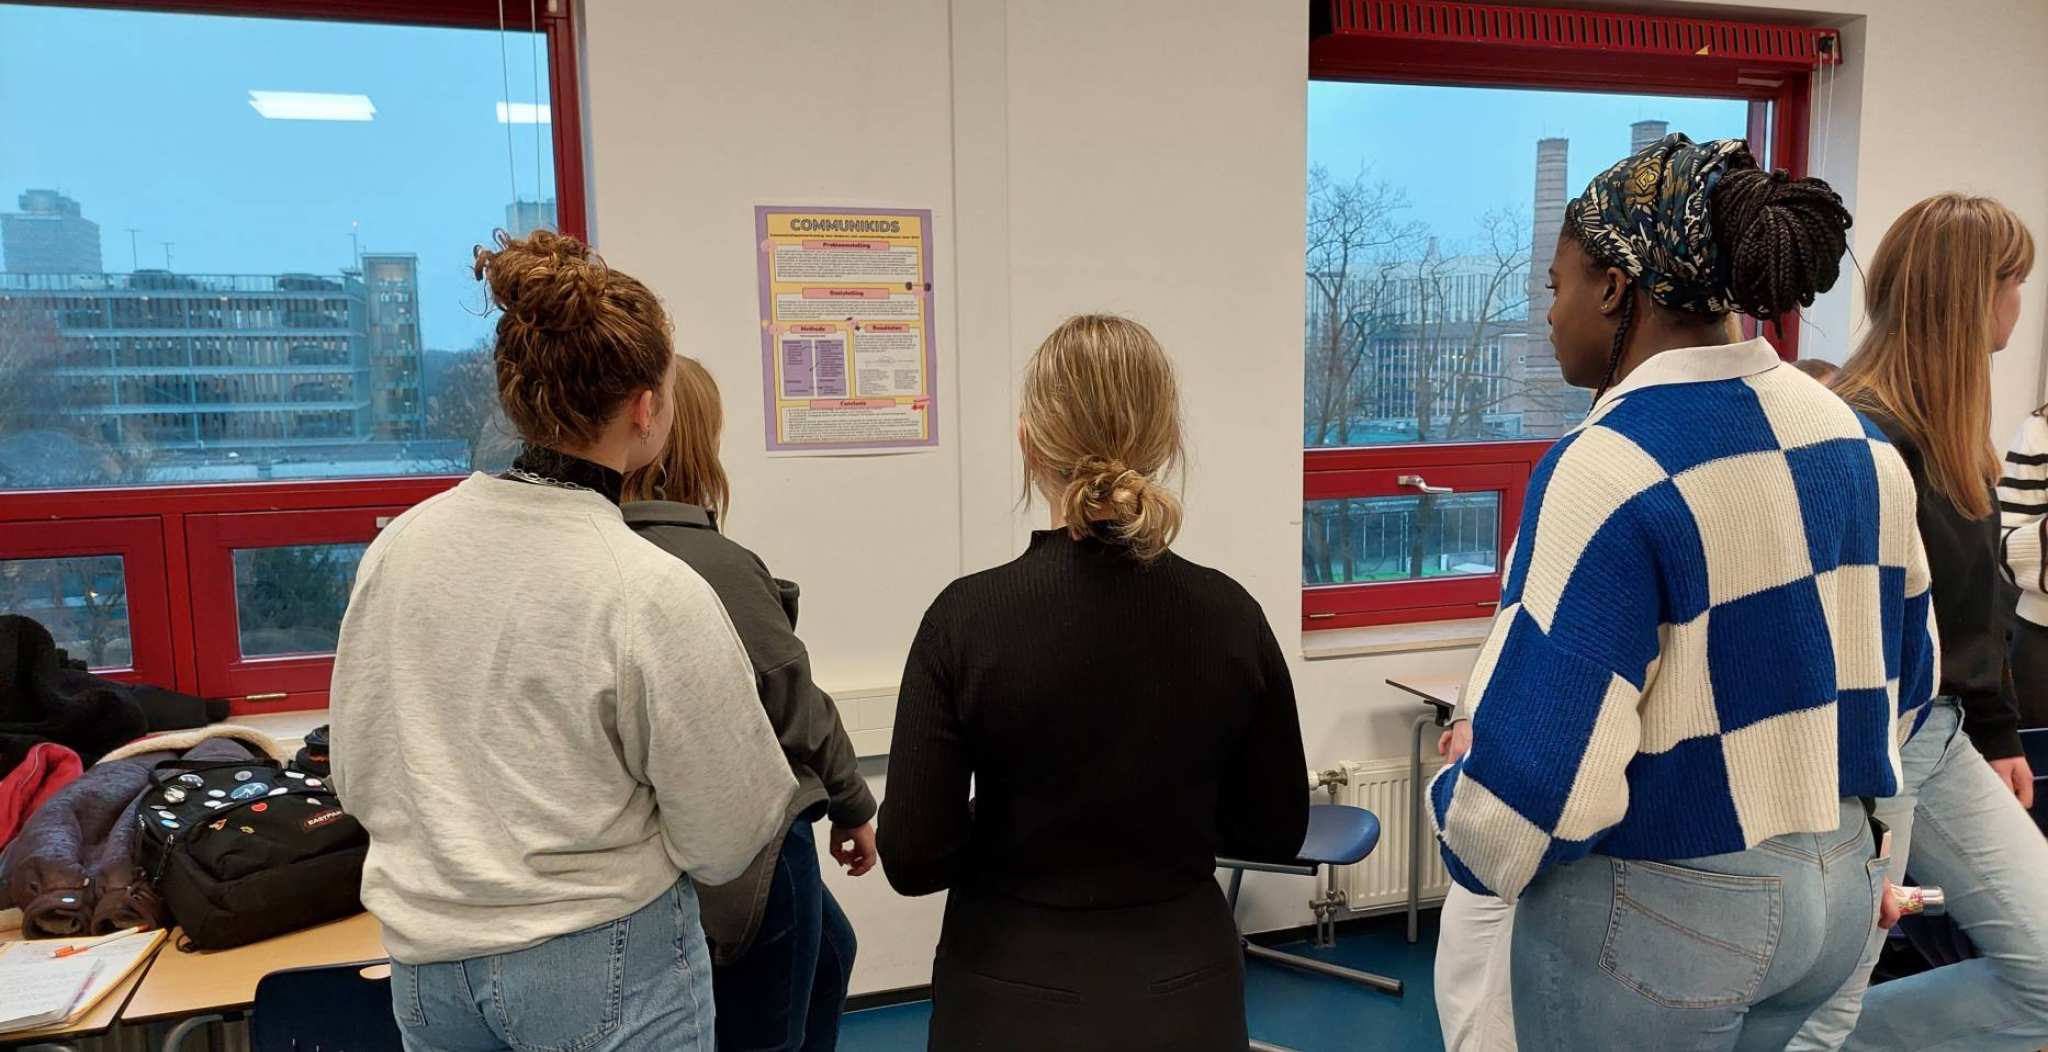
{"left": 473, "top": 229, "right": 672, "bottom": 448}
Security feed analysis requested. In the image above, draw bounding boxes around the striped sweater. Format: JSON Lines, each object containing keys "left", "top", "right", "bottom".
{"left": 1429, "top": 340, "right": 1939, "bottom": 902}
{"left": 2000, "top": 413, "right": 2048, "bottom": 727}
{"left": 2001, "top": 412, "right": 2048, "bottom": 628}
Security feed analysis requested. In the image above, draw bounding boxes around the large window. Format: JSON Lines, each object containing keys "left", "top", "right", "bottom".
{"left": 1302, "top": 1, "right": 1838, "bottom": 630}
{"left": 0, "top": 1, "right": 567, "bottom": 490}
{"left": 0, "top": 0, "right": 584, "bottom": 710}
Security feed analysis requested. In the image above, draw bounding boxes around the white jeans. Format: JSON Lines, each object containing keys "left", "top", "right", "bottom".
{"left": 1435, "top": 885, "right": 1518, "bottom": 1052}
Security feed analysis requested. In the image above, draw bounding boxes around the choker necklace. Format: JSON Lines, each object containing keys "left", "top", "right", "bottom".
{"left": 505, "top": 466, "right": 591, "bottom": 493}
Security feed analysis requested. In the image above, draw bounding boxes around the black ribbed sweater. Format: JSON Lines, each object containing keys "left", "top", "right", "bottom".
{"left": 1867, "top": 412, "right": 2024, "bottom": 760}
{"left": 877, "top": 530, "right": 1310, "bottom": 908}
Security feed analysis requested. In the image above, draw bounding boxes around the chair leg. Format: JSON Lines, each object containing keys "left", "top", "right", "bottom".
{"left": 1245, "top": 942, "right": 1404, "bottom": 995}
{"left": 160, "top": 1014, "right": 224, "bottom": 1052}
{"left": 1312, "top": 863, "right": 1345, "bottom": 949}
{"left": 1249, "top": 1039, "right": 1298, "bottom": 1051}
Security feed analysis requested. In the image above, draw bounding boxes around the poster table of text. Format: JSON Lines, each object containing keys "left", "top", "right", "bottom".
{"left": 755, "top": 206, "right": 939, "bottom": 454}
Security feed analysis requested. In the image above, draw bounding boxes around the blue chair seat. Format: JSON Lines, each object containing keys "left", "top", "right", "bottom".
{"left": 251, "top": 960, "right": 403, "bottom": 1052}
{"left": 1299, "top": 803, "right": 1380, "bottom": 866}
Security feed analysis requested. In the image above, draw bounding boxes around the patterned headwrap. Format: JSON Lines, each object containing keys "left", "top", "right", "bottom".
{"left": 1566, "top": 133, "right": 1756, "bottom": 315}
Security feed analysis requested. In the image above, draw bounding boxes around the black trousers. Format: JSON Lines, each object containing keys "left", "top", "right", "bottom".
{"left": 927, "top": 882, "right": 1247, "bottom": 1052}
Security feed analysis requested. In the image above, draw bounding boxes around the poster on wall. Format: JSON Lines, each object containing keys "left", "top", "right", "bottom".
{"left": 755, "top": 205, "right": 939, "bottom": 456}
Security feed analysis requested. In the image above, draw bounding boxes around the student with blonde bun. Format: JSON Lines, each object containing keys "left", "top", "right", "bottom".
{"left": 880, "top": 314, "right": 1310, "bottom": 1051}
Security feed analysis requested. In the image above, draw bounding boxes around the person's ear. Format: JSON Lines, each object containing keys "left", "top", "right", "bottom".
{"left": 633, "top": 389, "right": 656, "bottom": 438}
{"left": 1600, "top": 267, "right": 1632, "bottom": 317}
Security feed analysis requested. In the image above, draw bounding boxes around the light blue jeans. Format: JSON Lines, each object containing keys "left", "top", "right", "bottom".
{"left": 1513, "top": 798, "right": 1882, "bottom": 1051}
{"left": 390, "top": 879, "right": 714, "bottom": 1052}
{"left": 1790, "top": 697, "right": 2048, "bottom": 1052}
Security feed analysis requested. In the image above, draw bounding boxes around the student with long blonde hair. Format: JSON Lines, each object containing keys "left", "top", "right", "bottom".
{"left": 1792, "top": 193, "right": 2048, "bottom": 1052}
{"left": 879, "top": 315, "right": 1309, "bottom": 1050}
{"left": 622, "top": 356, "right": 875, "bottom": 1052}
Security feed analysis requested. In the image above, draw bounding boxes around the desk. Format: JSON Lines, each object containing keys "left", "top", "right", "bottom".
{"left": 226, "top": 708, "right": 328, "bottom": 750}
{"left": 1386, "top": 674, "right": 1463, "bottom": 944}
{"left": 0, "top": 928, "right": 158, "bottom": 1048}
{"left": 124, "top": 912, "right": 385, "bottom": 1049}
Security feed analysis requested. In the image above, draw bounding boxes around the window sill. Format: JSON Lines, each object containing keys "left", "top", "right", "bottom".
{"left": 1302, "top": 616, "right": 1493, "bottom": 661}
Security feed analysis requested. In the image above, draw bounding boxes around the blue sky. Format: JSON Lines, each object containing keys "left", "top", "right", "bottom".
{"left": 1309, "top": 81, "right": 1749, "bottom": 250}
{"left": 0, "top": 3, "right": 553, "bottom": 351}
{"left": 0, "top": 5, "right": 1751, "bottom": 351}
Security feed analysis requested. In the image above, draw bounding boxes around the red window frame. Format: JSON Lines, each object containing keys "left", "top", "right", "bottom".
{"left": 0, "top": 0, "right": 584, "bottom": 708}
{"left": 0, "top": 517, "right": 176, "bottom": 686}
{"left": 1302, "top": 0, "right": 1837, "bottom": 631}
{"left": 185, "top": 505, "right": 414, "bottom": 713}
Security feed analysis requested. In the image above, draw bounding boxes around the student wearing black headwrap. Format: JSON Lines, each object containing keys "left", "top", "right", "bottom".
{"left": 1428, "top": 134, "right": 1926, "bottom": 1051}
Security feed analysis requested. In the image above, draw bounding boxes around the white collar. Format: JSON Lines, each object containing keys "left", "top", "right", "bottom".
{"left": 1595, "top": 338, "right": 1782, "bottom": 408}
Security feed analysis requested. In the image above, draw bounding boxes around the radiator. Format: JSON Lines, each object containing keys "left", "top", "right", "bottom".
{"left": 1329, "top": 757, "right": 1452, "bottom": 912}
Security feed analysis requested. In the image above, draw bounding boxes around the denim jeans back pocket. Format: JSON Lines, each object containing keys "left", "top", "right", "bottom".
{"left": 392, "top": 961, "right": 426, "bottom": 1028}
{"left": 488, "top": 917, "right": 630, "bottom": 1052}
{"left": 1600, "top": 859, "right": 1785, "bottom": 1009}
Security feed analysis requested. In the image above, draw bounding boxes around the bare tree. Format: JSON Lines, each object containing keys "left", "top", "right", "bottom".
{"left": 423, "top": 341, "right": 518, "bottom": 473}
{"left": 1303, "top": 167, "right": 1426, "bottom": 587}
{"left": 1305, "top": 165, "right": 1424, "bottom": 449}
{"left": 1410, "top": 206, "right": 1534, "bottom": 444}
{"left": 0, "top": 292, "right": 160, "bottom": 489}
{"left": 0, "top": 293, "right": 62, "bottom": 437}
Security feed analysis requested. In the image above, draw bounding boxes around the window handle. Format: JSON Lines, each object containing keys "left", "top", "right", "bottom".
{"left": 1397, "top": 474, "right": 1455, "bottom": 495}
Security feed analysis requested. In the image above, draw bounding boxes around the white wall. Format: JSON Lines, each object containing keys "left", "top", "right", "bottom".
{"left": 582, "top": 0, "right": 2048, "bottom": 994}
{"left": 1687, "top": 0, "right": 2048, "bottom": 436}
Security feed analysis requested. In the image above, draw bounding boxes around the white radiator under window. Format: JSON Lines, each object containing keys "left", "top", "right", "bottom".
{"left": 1329, "top": 757, "right": 1453, "bottom": 912}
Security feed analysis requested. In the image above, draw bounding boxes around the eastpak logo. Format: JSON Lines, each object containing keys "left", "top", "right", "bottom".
{"left": 303, "top": 809, "right": 345, "bottom": 831}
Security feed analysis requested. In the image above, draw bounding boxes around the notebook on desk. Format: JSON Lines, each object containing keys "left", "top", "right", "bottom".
{"left": 0, "top": 927, "right": 166, "bottom": 1034}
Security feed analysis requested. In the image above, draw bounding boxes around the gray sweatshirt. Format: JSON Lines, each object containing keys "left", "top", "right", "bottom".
{"left": 329, "top": 474, "right": 795, "bottom": 964}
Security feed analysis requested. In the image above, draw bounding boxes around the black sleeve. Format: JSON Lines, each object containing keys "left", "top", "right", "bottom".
{"left": 1217, "top": 616, "right": 1310, "bottom": 863}
{"left": 739, "top": 558, "right": 876, "bottom": 827}
{"left": 877, "top": 614, "right": 973, "bottom": 896}
{"left": 1966, "top": 639, "right": 2026, "bottom": 761}
{"left": 2010, "top": 618, "right": 2048, "bottom": 729}
{"left": 655, "top": 529, "right": 878, "bottom": 823}
{"left": 1895, "top": 431, "right": 2026, "bottom": 761}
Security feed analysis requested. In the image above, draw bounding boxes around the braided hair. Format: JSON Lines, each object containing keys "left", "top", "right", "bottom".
{"left": 1710, "top": 166, "right": 1853, "bottom": 321}
{"left": 1563, "top": 195, "right": 1641, "bottom": 400}
{"left": 1567, "top": 149, "right": 1852, "bottom": 400}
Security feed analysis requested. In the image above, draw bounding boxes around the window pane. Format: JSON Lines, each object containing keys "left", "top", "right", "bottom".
{"left": 1305, "top": 84, "right": 1748, "bottom": 448}
{"left": 0, "top": 4, "right": 544, "bottom": 489}
{"left": 232, "top": 543, "right": 367, "bottom": 658}
{"left": 0, "top": 554, "right": 131, "bottom": 669}
{"left": 1302, "top": 493, "right": 1499, "bottom": 587}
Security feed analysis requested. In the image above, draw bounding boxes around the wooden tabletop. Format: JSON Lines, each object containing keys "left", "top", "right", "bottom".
{"left": 122, "top": 912, "right": 386, "bottom": 1023}
{"left": 0, "top": 952, "right": 153, "bottom": 1043}
{"left": 224, "top": 708, "right": 329, "bottom": 749}
{"left": 1386, "top": 674, "right": 1464, "bottom": 709}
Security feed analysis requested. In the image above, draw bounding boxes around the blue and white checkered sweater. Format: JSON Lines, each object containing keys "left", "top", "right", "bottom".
{"left": 1429, "top": 340, "right": 1939, "bottom": 902}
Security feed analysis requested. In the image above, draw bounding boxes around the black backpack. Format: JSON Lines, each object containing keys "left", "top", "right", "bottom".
{"left": 136, "top": 757, "right": 368, "bottom": 951}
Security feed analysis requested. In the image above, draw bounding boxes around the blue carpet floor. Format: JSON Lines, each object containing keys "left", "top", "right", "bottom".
{"left": 841, "top": 910, "right": 1445, "bottom": 1051}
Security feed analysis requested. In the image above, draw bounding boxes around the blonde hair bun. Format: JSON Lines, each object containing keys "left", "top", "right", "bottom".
{"left": 1022, "top": 315, "right": 1185, "bottom": 561}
